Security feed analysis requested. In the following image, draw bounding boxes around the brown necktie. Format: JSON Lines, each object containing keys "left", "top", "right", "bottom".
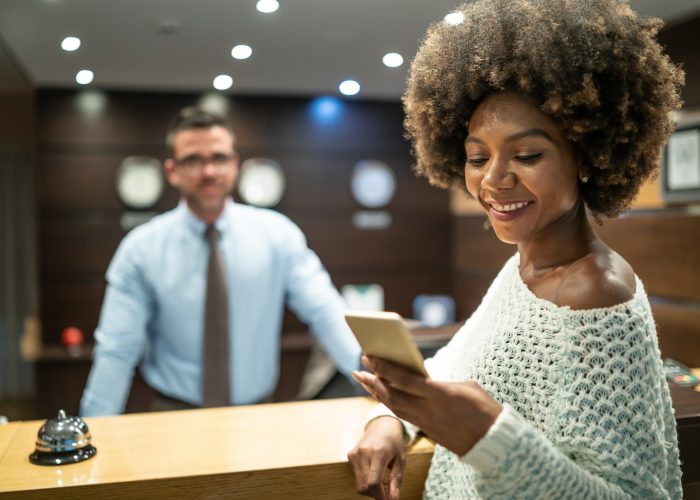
{"left": 202, "top": 225, "right": 230, "bottom": 407}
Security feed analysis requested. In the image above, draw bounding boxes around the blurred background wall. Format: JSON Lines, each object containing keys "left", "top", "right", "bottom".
{"left": 0, "top": 4, "right": 699, "bottom": 420}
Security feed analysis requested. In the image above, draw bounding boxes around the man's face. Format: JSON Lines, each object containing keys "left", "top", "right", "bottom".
{"left": 165, "top": 125, "right": 238, "bottom": 221}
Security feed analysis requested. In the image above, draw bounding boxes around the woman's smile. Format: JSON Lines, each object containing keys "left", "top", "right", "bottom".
{"left": 486, "top": 200, "right": 533, "bottom": 221}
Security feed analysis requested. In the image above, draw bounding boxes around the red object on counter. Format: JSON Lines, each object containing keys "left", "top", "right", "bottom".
{"left": 61, "top": 326, "right": 84, "bottom": 347}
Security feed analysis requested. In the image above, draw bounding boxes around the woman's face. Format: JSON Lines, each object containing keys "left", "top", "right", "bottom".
{"left": 464, "top": 92, "right": 581, "bottom": 245}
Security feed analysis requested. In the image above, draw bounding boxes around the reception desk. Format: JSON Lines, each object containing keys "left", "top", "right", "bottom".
{"left": 0, "top": 398, "right": 433, "bottom": 499}
{"left": 2, "top": 386, "right": 700, "bottom": 499}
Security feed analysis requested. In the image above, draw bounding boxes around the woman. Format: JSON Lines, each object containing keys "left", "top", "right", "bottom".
{"left": 348, "top": 0, "right": 684, "bottom": 498}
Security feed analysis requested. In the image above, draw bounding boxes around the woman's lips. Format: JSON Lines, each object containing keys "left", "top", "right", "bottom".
{"left": 487, "top": 201, "right": 533, "bottom": 221}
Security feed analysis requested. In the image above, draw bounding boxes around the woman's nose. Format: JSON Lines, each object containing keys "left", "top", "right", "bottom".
{"left": 481, "top": 157, "right": 515, "bottom": 190}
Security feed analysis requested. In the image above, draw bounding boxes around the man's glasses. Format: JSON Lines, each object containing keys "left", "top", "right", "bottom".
{"left": 174, "top": 153, "right": 236, "bottom": 171}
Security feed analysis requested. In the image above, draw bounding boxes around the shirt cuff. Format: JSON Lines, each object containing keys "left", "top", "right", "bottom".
{"left": 458, "top": 403, "right": 528, "bottom": 473}
{"left": 366, "top": 403, "right": 420, "bottom": 444}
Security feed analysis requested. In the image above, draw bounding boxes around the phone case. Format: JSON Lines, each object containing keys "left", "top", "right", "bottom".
{"left": 345, "top": 311, "right": 428, "bottom": 376}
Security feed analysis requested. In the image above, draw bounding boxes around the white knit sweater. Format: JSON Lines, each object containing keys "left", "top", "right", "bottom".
{"left": 371, "top": 254, "right": 682, "bottom": 499}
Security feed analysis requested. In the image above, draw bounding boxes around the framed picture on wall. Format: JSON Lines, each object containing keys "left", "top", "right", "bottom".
{"left": 662, "top": 125, "right": 700, "bottom": 203}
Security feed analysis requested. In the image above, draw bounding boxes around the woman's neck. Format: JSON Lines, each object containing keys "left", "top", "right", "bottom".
{"left": 517, "top": 199, "right": 599, "bottom": 277}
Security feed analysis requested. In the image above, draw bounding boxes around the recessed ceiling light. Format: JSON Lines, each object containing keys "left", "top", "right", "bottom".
{"left": 231, "top": 44, "right": 253, "bottom": 60}
{"left": 256, "top": 0, "right": 279, "bottom": 14}
{"left": 61, "top": 36, "right": 81, "bottom": 52}
{"left": 339, "top": 80, "right": 360, "bottom": 96}
{"left": 444, "top": 11, "right": 465, "bottom": 25}
{"left": 213, "top": 74, "right": 233, "bottom": 90}
{"left": 199, "top": 92, "right": 231, "bottom": 115}
{"left": 76, "top": 90, "right": 107, "bottom": 117}
{"left": 382, "top": 53, "right": 404, "bottom": 68}
{"left": 75, "top": 70, "right": 93, "bottom": 85}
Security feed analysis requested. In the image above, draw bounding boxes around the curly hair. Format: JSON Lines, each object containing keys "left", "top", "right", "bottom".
{"left": 403, "top": 0, "right": 684, "bottom": 217}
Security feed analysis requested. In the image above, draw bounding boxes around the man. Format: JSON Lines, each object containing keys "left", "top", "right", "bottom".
{"left": 80, "top": 106, "right": 361, "bottom": 416}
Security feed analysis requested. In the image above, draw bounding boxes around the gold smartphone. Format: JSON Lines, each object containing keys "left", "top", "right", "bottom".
{"left": 345, "top": 311, "right": 428, "bottom": 376}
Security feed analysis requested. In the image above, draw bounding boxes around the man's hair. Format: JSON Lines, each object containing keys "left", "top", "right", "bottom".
{"left": 403, "top": 0, "right": 684, "bottom": 218}
{"left": 165, "top": 106, "right": 236, "bottom": 157}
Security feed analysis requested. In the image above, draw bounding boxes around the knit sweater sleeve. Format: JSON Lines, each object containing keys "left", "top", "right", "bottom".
{"left": 460, "top": 299, "right": 682, "bottom": 499}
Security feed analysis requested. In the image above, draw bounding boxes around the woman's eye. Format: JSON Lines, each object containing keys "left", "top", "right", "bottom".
{"left": 466, "top": 157, "right": 487, "bottom": 167}
{"left": 516, "top": 153, "right": 542, "bottom": 164}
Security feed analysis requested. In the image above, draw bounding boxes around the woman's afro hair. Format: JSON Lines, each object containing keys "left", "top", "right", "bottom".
{"left": 403, "top": 0, "right": 684, "bottom": 217}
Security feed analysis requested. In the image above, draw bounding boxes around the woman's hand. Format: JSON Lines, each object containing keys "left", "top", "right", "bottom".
{"left": 348, "top": 416, "right": 406, "bottom": 500}
{"left": 353, "top": 356, "right": 502, "bottom": 457}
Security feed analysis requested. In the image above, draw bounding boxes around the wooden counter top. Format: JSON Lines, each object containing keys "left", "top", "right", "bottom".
{"left": 0, "top": 422, "right": 22, "bottom": 463}
{"left": 0, "top": 397, "right": 433, "bottom": 499}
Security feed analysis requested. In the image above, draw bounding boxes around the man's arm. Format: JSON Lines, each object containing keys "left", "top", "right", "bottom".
{"left": 80, "top": 238, "right": 153, "bottom": 416}
{"left": 281, "top": 221, "right": 361, "bottom": 379}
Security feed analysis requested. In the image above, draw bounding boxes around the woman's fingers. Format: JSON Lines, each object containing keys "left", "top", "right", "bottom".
{"left": 353, "top": 370, "right": 391, "bottom": 401}
{"left": 367, "top": 357, "right": 432, "bottom": 396}
{"left": 352, "top": 371, "right": 423, "bottom": 426}
{"left": 388, "top": 453, "right": 405, "bottom": 499}
{"left": 352, "top": 370, "right": 380, "bottom": 400}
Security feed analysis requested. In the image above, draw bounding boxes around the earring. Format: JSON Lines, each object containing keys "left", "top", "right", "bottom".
{"left": 482, "top": 219, "right": 491, "bottom": 231}
{"left": 580, "top": 176, "right": 589, "bottom": 183}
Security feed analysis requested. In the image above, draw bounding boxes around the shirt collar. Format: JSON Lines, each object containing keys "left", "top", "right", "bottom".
{"left": 177, "top": 197, "right": 234, "bottom": 237}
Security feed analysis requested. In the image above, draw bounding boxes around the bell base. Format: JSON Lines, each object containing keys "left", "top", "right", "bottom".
{"left": 29, "top": 445, "right": 97, "bottom": 466}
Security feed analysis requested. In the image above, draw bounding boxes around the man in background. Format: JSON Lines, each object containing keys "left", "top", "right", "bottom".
{"left": 80, "top": 106, "right": 360, "bottom": 416}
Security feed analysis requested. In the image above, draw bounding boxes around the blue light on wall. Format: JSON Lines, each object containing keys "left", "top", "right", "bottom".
{"left": 310, "top": 96, "right": 343, "bottom": 124}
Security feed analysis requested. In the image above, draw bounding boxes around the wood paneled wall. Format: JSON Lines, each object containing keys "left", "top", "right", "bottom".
{"left": 0, "top": 37, "right": 36, "bottom": 406}
{"left": 35, "top": 88, "right": 450, "bottom": 415}
{"left": 659, "top": 13, "right": 700, "bottom": 108}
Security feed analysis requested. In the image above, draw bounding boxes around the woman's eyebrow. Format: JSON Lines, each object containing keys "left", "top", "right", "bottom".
{"left": 506, "top": 128, "right": 555, "bottom": 143}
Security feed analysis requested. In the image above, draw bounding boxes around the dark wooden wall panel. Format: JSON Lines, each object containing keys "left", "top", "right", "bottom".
{"left": 40, "top": 281, "right": 105, "bottom": 345}
{"left": 290, "top": 211, "right": 449, "bottom": 269}
{"left": 596, "top": 213, "right": 700, "bottom": 303}
{"left": 38, "top": 151, "right": 179, "bottom": 211}
{"left": 451, "top": 216, "right": 514, "bottom": 319}
{"left": 652, "top": 304, "right": 700, "bottom": 368}
{"left": 35, "top": 88, "right": 451, "bottom": 414}
{"left": 660, "top": 14, "right": 700, "bottom": 109}
{"left": 0, "top": 93, "right": 34, "bottom": 146}
{"left": 40, "top": 217, "right": 122, "bottom": 276}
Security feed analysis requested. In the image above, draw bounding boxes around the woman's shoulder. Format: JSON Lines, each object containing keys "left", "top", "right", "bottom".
{"left": 555, "top": 250, "right": 637, "bottom": 311}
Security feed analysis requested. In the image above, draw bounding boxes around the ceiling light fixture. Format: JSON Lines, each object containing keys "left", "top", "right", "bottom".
{"left": 339, "top": 80, "right": 360, "bottom": 96}
{"left": 231, "top": 44, "right": 253, "bottom": 60}
{"left": 382, "top": 53, "right": 404, "bottom": 68}
{"left": 444, "top": 11, "right": 465, "bottom": 25}
{"left": 75, "top": 70, "right": 94, "bottom": 85}
{"left": 61, "top": 36, "right": 81, "bottom": 52}
{"left": 213, "top": 74, "right": 233, "bottom": 90}
{"left": 256, "top": 0, "right": 279, "bottom": 14}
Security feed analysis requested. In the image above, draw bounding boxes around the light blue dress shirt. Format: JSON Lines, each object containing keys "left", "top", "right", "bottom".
{"left": 80, "top": 199, "right": 361, "bottom": 416}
